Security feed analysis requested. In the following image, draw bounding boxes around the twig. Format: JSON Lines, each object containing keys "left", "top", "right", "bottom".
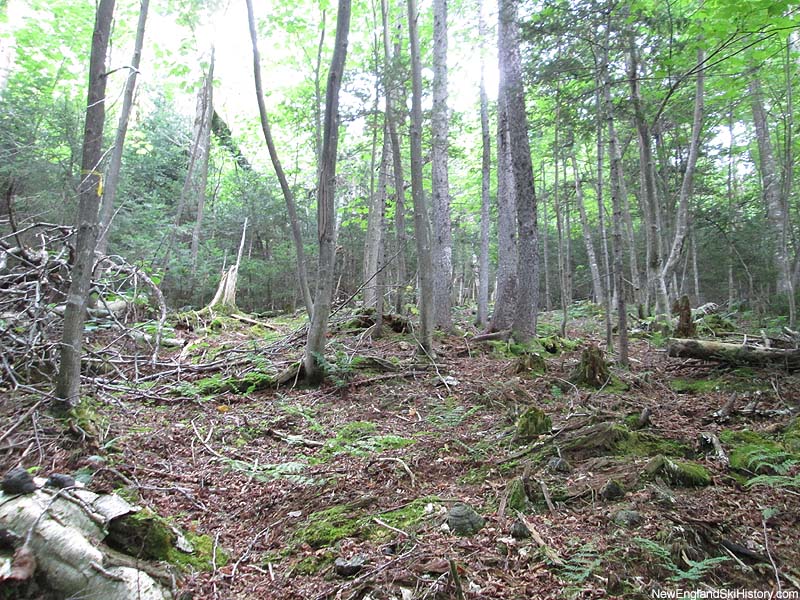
{"left": 762, "top": 514, "right": 782, "bottom": 593}
{"left": 539, "top": 480, "right": 557, "bottom": 513}
{"left": 0, "top": 399, "right": 45, "bottom": 445}
{"left": 372, "top": 517, "right": 412, "bottom": 538}
{"left": 191, "top": 420, "right": 227, "bottom": 460}
{"left": 449, "top": 559, "right": 465, "bottom": 600}
{"left": 369, "top": 457, "right": 416, "bottom": 487}
{"left": 226, "top": 522, "right": 277, "bottom": 581}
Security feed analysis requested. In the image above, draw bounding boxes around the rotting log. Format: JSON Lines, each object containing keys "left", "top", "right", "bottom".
{"left": 668, "top": 338, "right": 800, "bottom": 371}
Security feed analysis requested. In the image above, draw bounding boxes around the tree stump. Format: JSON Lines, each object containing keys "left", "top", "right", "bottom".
{"left": 571, "top": 344, "right": 610, "bottom": 388}
{"left": 674, "top": 295, "right": 696, "bottom": 338}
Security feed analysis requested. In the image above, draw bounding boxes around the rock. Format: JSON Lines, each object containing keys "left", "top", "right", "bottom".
{"left": 510, "top": 520, "right": 531, "bottom": 540}
{"left": 447, "top": 503, "right": 485, "bottom": 537}
{"left": 1, "top": 467, "right": 36, "bottom": 495}
{"left": 599, "top": 479, "right": 625, "bottom": 501}
{"left": 334, "top": 555, "right": 366, "bottom": 577}
{"left": 612, "top": 509, "right": 643, "bottom": 528}
{"left": 546, "top": 456, "right": 571, "bottom": 473}
{"left": 45, "top": 473, "right": 76, "bottom": 489}
{"left": 514, "top": 407, "right": 552, "bottom": 444}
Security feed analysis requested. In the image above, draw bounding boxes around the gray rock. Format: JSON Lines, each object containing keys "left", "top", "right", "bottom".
{"left": 46, "top": 474, "right": 76, "bottom": 489}
{"left": 2, "top": 467, "right": 36, "bottom": 495}
{"left": 447, "top": 502, "right": 485, "bottom": 537}
{"left": 510, "top": 519, "right": 531, "bottom": 540}
{"left": 546, "top": 456, "right": 571, "bottom": 473}
{"left": 334, "top": 555, "right": 366, "bottom": 577}
{"left": 612, "top": 509, "right": 643, "bottom": 528}
{"left": 599, "top": 479, "right": 625, "bottom": 501}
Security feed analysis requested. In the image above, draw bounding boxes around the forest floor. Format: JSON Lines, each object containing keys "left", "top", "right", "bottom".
{"left": 2, "top": 304, "right": 800, "bottom": 599}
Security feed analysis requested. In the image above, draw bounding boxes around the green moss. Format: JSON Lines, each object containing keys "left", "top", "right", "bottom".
{"left": 669, "top": 378, "right": 721, "bottom": 394}
{"left": 166, "top": 532, "right": 228, "bottom": 571}
{"left": 514, "top": 407, "right": 552, "bottom": 443}
{"left": 506, "top": 477, "right": 530, "bottom": 512}
{"left": 66, "top": 399, "right": 109, "bottom": 442}
{"left": 293, "top": 550, "right": 335, "bottom": 575}
{"left": 292, "top": 505, "right": 367, "bottom": 548}
{"left": 619, "top": 431, "right": 692, "bottom": 458}
{"left": 106, "top": 509, "right": 176, "bottom": 560}
{"left": 377, "top": 496, "right": 441, "bottom": 536}
{"left": 319, "top": 421, "right": 414, "bottom": 459}
{"left": 645, "top": 456, "right": 711, "bottom": 487}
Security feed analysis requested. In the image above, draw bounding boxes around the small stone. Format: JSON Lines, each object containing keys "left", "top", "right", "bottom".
{"left": 612, "top": 509, "right": 643, "bottom": 528}
{"left": 447, "top": 503, "right": 485, "bottom": 537}
{"left": 546, "top": 456, "right": 571, "bottom": 473}
{"left": 599, "top": 479, "right": 625, "bottom": 501}
{"left": 334, "top": 555, "right": 366, "bottom": 577}
{"left": 45, "top": 473, "right": 76, "bottom": 489}
{"left": 1, "top": 467, "right": 36, "bottom": 495}
{"left": 510, "top": 520, "right": 531, "bottom": 540}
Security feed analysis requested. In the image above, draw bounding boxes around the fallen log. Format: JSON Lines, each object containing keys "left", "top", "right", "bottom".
{"left": 667, "top": 338, "right": 800, "bottom": 371}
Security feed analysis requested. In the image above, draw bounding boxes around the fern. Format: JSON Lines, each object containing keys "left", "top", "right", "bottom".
{"left": 559, "top": 544, "right": 602, "bottom": 584}
{"left": 747, "top": 473, "right": 800, "bottom": 490}
{"left": 633, "top": 537, "right": 729, "bottom": 583}
{"left": 426, "top": 400, "right": 481, "bottom": 428}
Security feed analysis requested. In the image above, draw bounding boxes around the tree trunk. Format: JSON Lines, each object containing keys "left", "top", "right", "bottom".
{"left": 431, "top": 0, "right": 453, "bottom": 330}
{"left": 95, "top": 0, "right": 149, "bottom": 258}
{"left": 489, "top": 88, "right": 518, "bottom": 332}
{"left": 594, "top": 70, "right": 613, "bottom": 350}
{"left": 477, "top": 0, "right": 490, "bottom": 329}
{"left": 658, "top": 48, "right": 704, "bottom": 312}
{"left": 667, "top": 338, "right": 800, "bottom": 371}
{"left": 628, "top": 42, "right": 663, "bottom": 315}
{"left": 542, "top": 163, "right": 551, "bottom": 312}
{"left": 406, "top": 0, "right": 434, "bottom": 354}
{"left": 499, "top": 0, "right": 539, "bottom": 342}
{"left": 190, "top": 51, "right": 215, "bottom": 277}
{"left": 246, "top": 0, "right": 313, "bottom": 319}
{"left": 304, "top": 0, "right": 351, "bottom": 384}
{"left": 55, "top": 0, "right": 116, "bottom": 408}
{"left": 207, "top": 218, "right": 247, "bottom": 310}
{"left": 750, "top": 75, "right": 796, "bottom": 328}
{"left": 571, "top": 151, "right": 602, "bottom": 304}
{"left": 380, "top": 0, "right": 407, "bottom": 315}
{"left": 601, "top": 44, "right": 628, "bottom": 366}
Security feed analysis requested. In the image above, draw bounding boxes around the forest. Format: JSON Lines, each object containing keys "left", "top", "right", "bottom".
{"left": 1, "top": 0, "right": 800, "bottom": 598}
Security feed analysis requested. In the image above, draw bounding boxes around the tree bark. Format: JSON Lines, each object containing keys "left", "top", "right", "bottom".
{"left": 601, "top": 43, "right": 628, "bottom": 366}
{"left": 628, "top": 41, "right": 663, "bottom": 314}
{"left": 498, "top": 0, "right": 539, "bottom": 342}
{"left": 55, "top": 0, "right": 116, "bottom": 407}
{"left": 406, "top": 0, "right": 434, "bottom": 354}
{"left": 95, "top": 0, "right": 149, "bottom": 258}
{"left": 750, "top": 75, "right": 796, "bottom": 328}
{"left": 477, "top": 0, "right": 490, "bottom": 329}
{"left": 245, "top": 0, "right": 313, "bottom": 319}
{"left": 190, "top": 51, "right": 215, "bottom": 277}
{"left": 211, "top": 110, "right": 252, "bottom": 172}
{"left": 489, "top": 90, "right": 518, "bottom": 332}
{"left": 570, "top": 151, "right": 602, "bottom": 304}
{"left": 304, "top": 0, "right": 351, "bottom": 384}
{"left": 658, "top": 48, "right": 704, "bottom": 312}
{"left": 431, "top": 0, "right": 453, "bottom": 330}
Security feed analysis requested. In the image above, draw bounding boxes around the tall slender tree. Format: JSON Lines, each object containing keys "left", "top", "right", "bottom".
{"left": 246, "top": 0, "right": 313, "bottom": 319}
{"left": 407, "top": 0, "right": 434, "bottom": 353}
{"left": 304, "top": 0, "right": 352, "bottom": 383}
{"left": 431, "top": 0, "right": 453, "bottom": 330}
{"left": 477, "top": 0, "right": 491, "bottom": 329}
{"left": 55, "top": 0, "right": 116, "bottom": 408}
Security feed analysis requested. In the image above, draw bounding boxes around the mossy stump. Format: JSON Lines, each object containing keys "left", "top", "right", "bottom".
{"left": 644, "top": 455, "right": 711, "bottom": 487}
{"left": 570, "top": 344, "right": 610, "bottom": 388}
{"left": 514, "top": 407, "right": 552, "bottom": 444}
{"left": 512, "top": 352, "right": 547, "bottom": 376}
{"left": 505, "top": 477, "right": 530, "bottom": 512}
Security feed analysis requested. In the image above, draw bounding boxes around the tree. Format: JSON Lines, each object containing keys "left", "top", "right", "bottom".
{"left": 431, "top": 0, "right": 453, "bottom": 330}
{"left": 95, "top": 0, "right": 150, "bottom": 259}
{"left": 406, "top": 0, "right": 434, "bottom": 354}
{"left": 477, "top": 0, "right": 491, "bottom": 329}
{"left": 55, "top": 0, "right": 116, "bottom": 408}
{"left": 246, "top": 0, "right": 314, "bottom": 319}
{"left": 304, "top": 0, "right": 352, "bottom": 384}
{"left": 498, "top": 0, "right": 539, "bottom": 342}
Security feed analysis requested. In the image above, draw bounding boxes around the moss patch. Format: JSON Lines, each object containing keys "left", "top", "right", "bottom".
{"left": 669, "top": 378, "right": 722, "bottom": 394}
{"left": 317, "top": 421, "right": 414, "bottom": 460}
{"left": 166, "top": 531, "right": 228, "bottom": 571}
{"left": 720, "top": 429, "right": 796, "bottom": 474}
{"left": 292, "top": 504, "right": 368, "bottom": 548}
